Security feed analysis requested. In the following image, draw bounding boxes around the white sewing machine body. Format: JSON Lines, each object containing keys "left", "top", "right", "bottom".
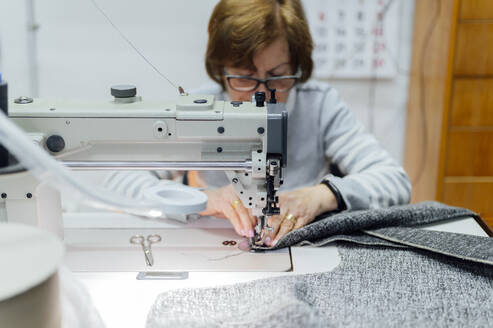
{"left": 0, "top": 88, "right": 292, "bottom": 273}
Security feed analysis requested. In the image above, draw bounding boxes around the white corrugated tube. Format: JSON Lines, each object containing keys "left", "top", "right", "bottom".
{"left": 0, "top": 110, "right": 207, "bottom": 219}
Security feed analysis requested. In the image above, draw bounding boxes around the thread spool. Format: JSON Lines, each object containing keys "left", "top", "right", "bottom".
{"left": 0, "top": 223, "right": 64, "bottom": 328}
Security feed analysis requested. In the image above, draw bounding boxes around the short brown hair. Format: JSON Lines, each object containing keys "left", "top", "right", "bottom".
{"left": 205, "top": 0, "right": 313, "bottom": 89}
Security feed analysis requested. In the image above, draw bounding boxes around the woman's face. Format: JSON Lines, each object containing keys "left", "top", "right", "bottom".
{"left": 223, "top": 38, "right": 293, "bottom": 103}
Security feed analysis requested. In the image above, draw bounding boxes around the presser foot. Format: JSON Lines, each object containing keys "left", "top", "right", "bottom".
{"left": 249, "top": 216, "right": 274, "bottom": 249}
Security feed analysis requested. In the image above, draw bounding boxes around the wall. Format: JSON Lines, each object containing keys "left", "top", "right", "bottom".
{"left": 0, "top": 0, "right": 414, "bottom": 163}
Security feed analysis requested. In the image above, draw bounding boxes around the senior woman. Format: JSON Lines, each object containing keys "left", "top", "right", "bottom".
{"left": 191, "top": 0, "right": 411, "bottom": 246}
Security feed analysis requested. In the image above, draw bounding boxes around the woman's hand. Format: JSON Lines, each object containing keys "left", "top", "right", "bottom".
{"left": 264, "top": 185, "right": 338, "bottom": 246}
{"left": 200, "top": 184, "right": 256, "bottom": 237}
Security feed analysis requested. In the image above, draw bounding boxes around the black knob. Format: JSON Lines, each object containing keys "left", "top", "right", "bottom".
{"left": 46, "top": 135, "right": 65, "bottom": 153}
{"left": 268, "top": 89, "right": 277, "bottom": 104}
{"left": 255, "top": 91, "right": 266, "bottom": 107}
{"left": 111, "top": 85, "right": 137, "bottom": 98}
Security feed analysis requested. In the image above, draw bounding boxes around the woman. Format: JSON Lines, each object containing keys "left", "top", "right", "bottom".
{"left": 192, "top": 0, "right": 411, "bottom": 246}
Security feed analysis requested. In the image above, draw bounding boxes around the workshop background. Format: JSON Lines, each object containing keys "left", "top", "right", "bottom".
{"left": 0, "top": 0, "right": 414, "bottom": 163}
{"left": 0, "top": 0, "right": 491, "bottom": 229}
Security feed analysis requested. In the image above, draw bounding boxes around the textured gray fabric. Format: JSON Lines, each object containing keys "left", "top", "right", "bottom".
{"left": 147, "top": 244, "right": 493, "bottom": 328}
{"left": 296, "top": 232, "right": 408, "bottom": 249}
{"left": 260, "top": 202, "right": 478, "bottom": 250}
{"left": 365, "top": 227, "right": 493, "bottom": 265}
{"left": 254, "top": 201, "right": 493, "bottom": 265}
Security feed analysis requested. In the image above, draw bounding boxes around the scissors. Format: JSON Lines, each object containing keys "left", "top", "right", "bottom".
{"left": 130, "top": 234, "right": 162, "bottom": 267}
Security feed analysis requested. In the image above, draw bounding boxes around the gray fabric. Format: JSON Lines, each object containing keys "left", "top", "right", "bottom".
{"left": 190, "top": 80, "right": 411, "bottom": 210}
{"left": 147, "top": 244, "right": 493, "bottom": 328}
{"left": 261, "top": 201, "right": 479, "bottom": 250}
{"left": 253, "top": 201, "right": 493, "bottom": 266}
{"left": 364, "top": 227, "right": 493, "bottom": 265}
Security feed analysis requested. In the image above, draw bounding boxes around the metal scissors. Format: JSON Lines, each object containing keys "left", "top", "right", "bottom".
{"left": 130, "top": 234, "right": 162, "bottom": 267}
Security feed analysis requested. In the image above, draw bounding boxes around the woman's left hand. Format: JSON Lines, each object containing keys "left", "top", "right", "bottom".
{"left": 264, "top": 184, "right": 338, "bottom": 246}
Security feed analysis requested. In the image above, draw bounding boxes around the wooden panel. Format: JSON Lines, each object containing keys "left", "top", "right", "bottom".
{"left": 445, "top": 131, "right": 493, "bottom": 176}
{"left": 460, "top": 0, "right": 493, "bottom": 20}
{"left": 451, "top": 79, "right": 493, "bottom": 126}
{"left": 404, "top": 0, "right": 459, "bottom": 202}
{"left": 442, "top": 181, "right": 493, "bottom": 217}
{"left": 455, "top": 23, "right": 493, "bottom": 75}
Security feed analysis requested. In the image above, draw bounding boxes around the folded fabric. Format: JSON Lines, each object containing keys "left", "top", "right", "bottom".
{"left": 147, "top": 244, "right": 493, "bottom": 328}
{"left": 255, "top": 202, "right": 493, "bottom": 266}
{"left": 147, "top": 203, "right": 493, "bottom": 328}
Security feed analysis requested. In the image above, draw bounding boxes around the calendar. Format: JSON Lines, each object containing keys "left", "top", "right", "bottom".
{"left": 303, "top": 0, "right": 400, "bottom": 79}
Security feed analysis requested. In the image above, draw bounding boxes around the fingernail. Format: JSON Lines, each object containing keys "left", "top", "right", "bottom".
{"left": 265, "top": 237, "right": 271, "bottom": 245}
{"left": 248, "top": 229, "right": 254, "bottom": 237}
{"left": 240, "top": 229, "right": 246, "bottom": 237}
{"left": 272, "top": 239, "right": 278, "bottom": 246}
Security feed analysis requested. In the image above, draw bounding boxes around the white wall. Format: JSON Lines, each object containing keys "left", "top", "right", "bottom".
{"left": 1, "top": 0, "right": 216, "bottom": 99}
{"left": 0, "top": 0, "right": 414, "bottom": 163}
{"left": 0, "top": 0, "right": 32, "bottom": 96}
{"left": 323, "top": 0, "right": 415, "bottom": 164}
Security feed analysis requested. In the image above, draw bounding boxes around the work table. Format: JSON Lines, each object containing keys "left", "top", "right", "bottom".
{"left": 65, "top": 213, "right": 489, "bottom": 328}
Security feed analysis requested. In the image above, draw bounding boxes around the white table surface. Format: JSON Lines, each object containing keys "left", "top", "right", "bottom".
{"left": 68, "top": 214, "right": 489, "bottom": 328}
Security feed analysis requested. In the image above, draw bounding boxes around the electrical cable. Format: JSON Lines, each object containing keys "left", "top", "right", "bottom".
{"left": 89, "top": 0, "right": 186, "bottom": 95}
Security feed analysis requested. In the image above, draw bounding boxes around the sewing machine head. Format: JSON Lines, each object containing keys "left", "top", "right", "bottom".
{"left": 2, "top": 85, "right": 287, "bottom": 247}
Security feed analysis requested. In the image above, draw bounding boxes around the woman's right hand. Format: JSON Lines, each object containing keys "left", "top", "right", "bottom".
{"left": 200, "top": 184, "right": 256, "bottom": 237}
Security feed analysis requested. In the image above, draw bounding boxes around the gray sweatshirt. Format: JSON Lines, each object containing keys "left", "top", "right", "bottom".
{"left": 192, "top": 80, "right": 411, "bottom": 210}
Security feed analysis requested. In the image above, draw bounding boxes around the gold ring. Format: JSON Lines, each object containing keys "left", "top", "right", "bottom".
{"left": 231, "top": 199, "right": 242, "bottom": 209}
{"left": 284, "top": 213, "right": 297, "bottom": 224}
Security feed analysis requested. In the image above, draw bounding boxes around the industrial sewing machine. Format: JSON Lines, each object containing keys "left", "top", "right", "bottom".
{"left": 0, "top": 85, "right": 287, "bottom": 253}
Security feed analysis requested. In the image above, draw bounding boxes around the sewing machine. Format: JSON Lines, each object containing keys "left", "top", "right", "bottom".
{"left": 2, "top": 85, "right": 492, "bottom": 327}
{"left": 0, "top": 85, "right": 288, "bottom": 270}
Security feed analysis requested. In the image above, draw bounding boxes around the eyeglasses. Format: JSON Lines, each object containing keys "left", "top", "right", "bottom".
{"left": 224, "top": 69, "right": 300, "bottom": 92}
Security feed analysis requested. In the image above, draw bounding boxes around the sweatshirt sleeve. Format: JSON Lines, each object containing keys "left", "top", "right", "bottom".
{"left": 319, "top": 87, "right": 411, "bottom": 210}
